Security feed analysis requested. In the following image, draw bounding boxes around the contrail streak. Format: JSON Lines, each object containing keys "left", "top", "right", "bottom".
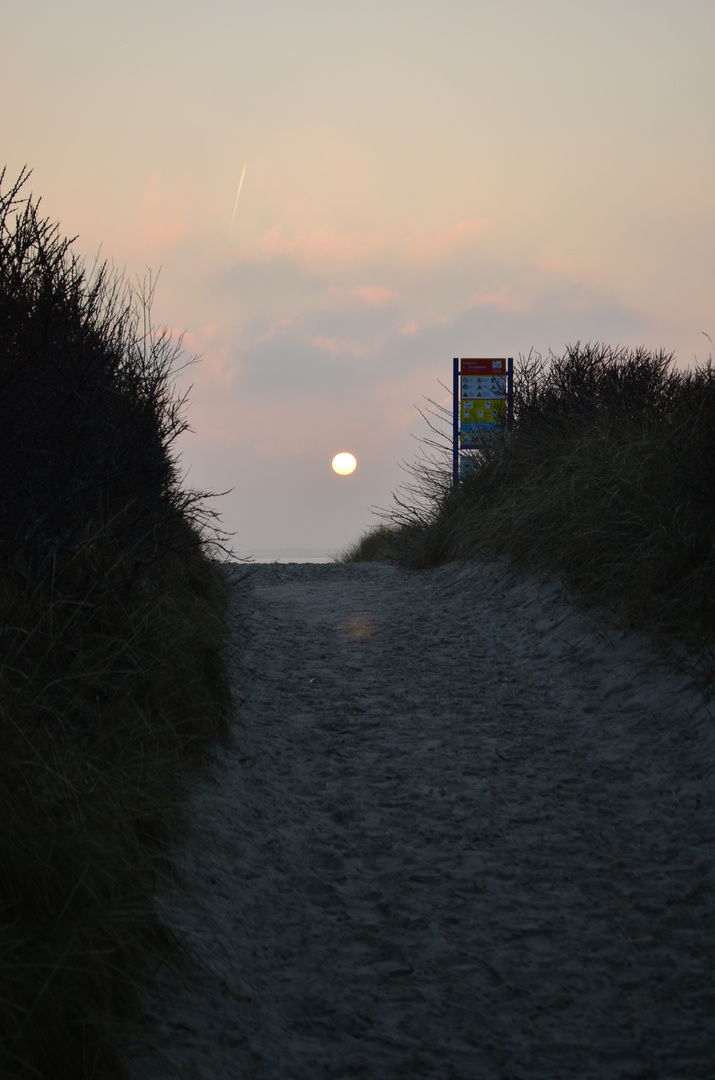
{"left": 228, "top": 164, "right": 247, "bottom": 238}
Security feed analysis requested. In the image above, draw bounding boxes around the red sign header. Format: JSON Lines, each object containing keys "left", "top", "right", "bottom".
{"left": 461, "top": 358, "right": 506, "bottom": 377}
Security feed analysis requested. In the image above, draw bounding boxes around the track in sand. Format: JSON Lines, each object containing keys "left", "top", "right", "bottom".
{"left": 135, "top": 561, "right": 715, "bottom": 1079}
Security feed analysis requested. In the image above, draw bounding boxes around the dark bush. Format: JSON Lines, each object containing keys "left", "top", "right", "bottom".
{"left": 0, "top": 168, "right": 233, "bottom": 1079}
{"left": 0, "top": 167, "right": 212, "bottom": 587}
{"left": 512, "top": 341, "right": 682, "bottom": 432}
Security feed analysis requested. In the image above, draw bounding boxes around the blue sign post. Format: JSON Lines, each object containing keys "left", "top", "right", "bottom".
{"left": 453, "top": 357, "right": 513, "bottom": 487}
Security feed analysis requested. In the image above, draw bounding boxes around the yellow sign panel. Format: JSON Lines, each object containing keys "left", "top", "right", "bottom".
{"left": 461, "top": 398, "right": 505, "bottom": 423}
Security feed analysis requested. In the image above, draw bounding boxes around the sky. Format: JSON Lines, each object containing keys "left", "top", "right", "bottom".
{"left": 3, "top": 0, "right": 714, "bottom": 558}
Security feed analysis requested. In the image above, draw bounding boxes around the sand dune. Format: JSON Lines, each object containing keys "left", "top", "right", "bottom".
{"left": 134, "top": 560, "right": 715, "bottom": 1079}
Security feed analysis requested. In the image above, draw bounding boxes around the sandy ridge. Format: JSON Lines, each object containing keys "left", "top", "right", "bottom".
{"left": 135, "top": 560, "right": 715, "bottom": 1079}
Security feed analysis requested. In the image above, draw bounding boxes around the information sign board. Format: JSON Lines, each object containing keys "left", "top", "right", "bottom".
{"left": 460, "top": 423, "right": 501, "bottom": 447}
{"left": 459, "top": 359, "right": 508, "bottom": 450}
{"left": 453, "top": 356, "right": 513, "bottom": 485}
{"left": 461, "top": 399, "right": 504, "bottom": 423}
{"left": 461, "top": 359, "right": 506, "bottom": 377}
{"left": 461, "top": 375, "right": 506, "bottom": 399}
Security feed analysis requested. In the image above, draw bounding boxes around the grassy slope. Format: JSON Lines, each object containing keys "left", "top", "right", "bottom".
{"left": 1, "top": 547, "right": 232, "bottom": 1080}
{"left": 343, "top": 344, "right": 715, "bottom": 673}
{"left": 0, "top": 170, "right": 234, "bottom": 1079}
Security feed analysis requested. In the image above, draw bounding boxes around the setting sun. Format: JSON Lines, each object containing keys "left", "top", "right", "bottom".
{"left": 331, "top": 452, "right": 357, "bottom": 476}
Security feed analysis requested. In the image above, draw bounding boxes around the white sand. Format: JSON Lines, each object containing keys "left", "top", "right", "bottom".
{"left": 133, "top": 560, "right": 715, "bottom": 1079}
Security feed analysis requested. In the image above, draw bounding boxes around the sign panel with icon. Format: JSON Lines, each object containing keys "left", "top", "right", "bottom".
{"left": 452, "top": 357, "right": 513, "bottom": 483}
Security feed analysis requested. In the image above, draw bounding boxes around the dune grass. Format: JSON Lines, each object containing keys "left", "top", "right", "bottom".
{"left": 0, "top": 169, "right": 234, "bottom": 1078}
{"left": 339, "top": 525, "right": 406, "bottom": 564}
{"left": 343, "top": 342, "right": 715, "bottom": 670}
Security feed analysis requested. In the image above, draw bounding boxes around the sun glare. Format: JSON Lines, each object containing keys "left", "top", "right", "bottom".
{"left": 331, "top": 452, "right": 357, "bottom": 475}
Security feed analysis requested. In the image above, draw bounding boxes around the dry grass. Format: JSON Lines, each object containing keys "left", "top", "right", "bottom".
{"left": 344, "top": 343, "right": 715, "bottom": 673}
{"left": 0, "top": 168, "right": 234, "bottom": 1079}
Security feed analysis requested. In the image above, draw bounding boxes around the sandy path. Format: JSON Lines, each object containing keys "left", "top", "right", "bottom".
{"left": 135, "top": 561, "right": 715, "bottom": 1080}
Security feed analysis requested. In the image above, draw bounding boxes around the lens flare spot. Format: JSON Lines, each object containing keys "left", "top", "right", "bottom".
{"left": 347, "top": 615, "right": 372, "bottom": 640}
{"left": 336, "top": 611, "right": 375, "bottom": 643}
{"left": 332, "top": 452, "right": 357, "bottom": 475}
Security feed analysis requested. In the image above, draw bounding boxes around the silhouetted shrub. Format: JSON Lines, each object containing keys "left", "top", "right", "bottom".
{"left": 0, "top": 168, "right": 233, "bottom": 1079}
{"left": 512, "top": 341, "right": 682, "bottom": 432}
{"left": 0, "top": 167, "right": 213, "bottom": 588}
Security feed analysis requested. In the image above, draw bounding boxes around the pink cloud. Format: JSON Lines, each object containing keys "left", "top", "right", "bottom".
{"left": 238, "top": 317, "right": 300, "bottom": 351}
{"left": 407, "top": 218, "right": 489, "bottom": 262}
{"left": 238, "top": 218, "right": 488, "bottom": 270}
{"left": 350, "top": 285, "right": 399, "bottom": 306}
{"left": 311, "top": 335, "right": 372, "bottom": 357}
{"left": 246, "top": 227, "right": 370, "bottom": 266}
{"left": 399, "top": 315, "right": 449, "bottom": 336}
{"left": 325, "top": 284, "right": 399, "bottom": 306}
{"left": 135, "top": 173, "right": 188, "bottom": 249}
{"left": 475, "top": 285, "right": 522, "bottom": 311}
{"left": 177, "top": 331, "right": 240, "bottom": 391}
{"left": 400, "top": 321, "right": 421, "bottom": 336}
{"left": 534, "top": 245, "right": 574, "bottom": 275}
